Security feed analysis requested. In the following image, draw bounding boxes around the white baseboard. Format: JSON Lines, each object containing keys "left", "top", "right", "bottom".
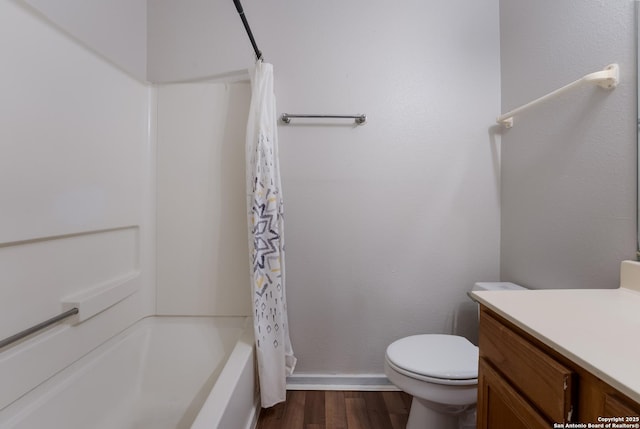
{"left": 286, "top": 373, "right": 399, "bottom": 391}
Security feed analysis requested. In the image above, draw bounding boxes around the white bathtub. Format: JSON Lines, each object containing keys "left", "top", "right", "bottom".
{"left": 0, "top": 316, "right": 258, "bottom": 429}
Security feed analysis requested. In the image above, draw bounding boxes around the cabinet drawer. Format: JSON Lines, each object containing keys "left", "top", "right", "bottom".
{"left": 479, "top": 311, "right": 574, "bottom": 423}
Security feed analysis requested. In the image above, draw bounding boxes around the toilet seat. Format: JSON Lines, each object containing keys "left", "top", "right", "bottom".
{"left": 385, "top": 334, "right": 478, "bottom": 386}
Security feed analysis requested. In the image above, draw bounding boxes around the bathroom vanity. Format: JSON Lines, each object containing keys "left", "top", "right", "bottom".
{"left": 471, "top": 281, "right": 640, "bottom": 428}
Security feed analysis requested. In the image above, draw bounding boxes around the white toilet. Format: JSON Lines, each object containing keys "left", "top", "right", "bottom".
{"left": 384, "top": 282, "right": 525, "bottom": 429}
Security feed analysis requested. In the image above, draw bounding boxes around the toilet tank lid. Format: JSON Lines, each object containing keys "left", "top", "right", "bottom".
{"left": 473, "top": 282, "right": 526, "bottom": 291}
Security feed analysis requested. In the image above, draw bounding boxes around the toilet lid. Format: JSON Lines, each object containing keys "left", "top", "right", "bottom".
{"left": 385, "top": 334, "right": 478, "bottom": 380}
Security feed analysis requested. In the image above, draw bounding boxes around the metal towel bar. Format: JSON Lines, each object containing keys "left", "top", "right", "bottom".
{"left": 0, "top": 307, "right": 78, "bottom": 349}
{"left": 280, "top": 113, "right": 367, "bottom": 125}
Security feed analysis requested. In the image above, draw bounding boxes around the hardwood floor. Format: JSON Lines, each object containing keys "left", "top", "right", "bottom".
{"left": 256, "top": 390, "right": 413, "bottom": 429}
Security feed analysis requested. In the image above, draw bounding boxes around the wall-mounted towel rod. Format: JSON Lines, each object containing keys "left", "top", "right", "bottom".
{"left": 497, "top": 63, "right": 619, "bottom": 128}
{"left": 280, "top": 113, "right": 367, "bottom": 125}
{"left": 0, "top": 307, "right": 78, "bottom": 349}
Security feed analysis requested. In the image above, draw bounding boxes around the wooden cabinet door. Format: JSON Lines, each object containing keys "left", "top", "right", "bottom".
{"left": 477, "top": 358, "right": 550, "bottom": 429}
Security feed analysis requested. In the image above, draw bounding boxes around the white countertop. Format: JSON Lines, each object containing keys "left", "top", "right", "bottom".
{"left": 470, "top": 287, "right": 640, "bottom": 404}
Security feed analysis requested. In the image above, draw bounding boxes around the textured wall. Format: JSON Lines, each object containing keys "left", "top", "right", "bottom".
{"left": 499, "top": 0, "right": 637, "bottom": 289}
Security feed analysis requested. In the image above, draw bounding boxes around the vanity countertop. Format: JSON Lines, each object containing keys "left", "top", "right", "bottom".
{"left": 470, "top": 287, "right": 640, "bottom": 404}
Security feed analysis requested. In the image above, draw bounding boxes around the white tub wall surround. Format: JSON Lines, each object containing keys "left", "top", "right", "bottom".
{"left": 1, "top": 3, "right": 258, "bottom": 426}
{"left": 155, "top": 82, "right": 251, "bottom": 316}
{"left": 0, "top": 0, "right": 154, "bottom": 411}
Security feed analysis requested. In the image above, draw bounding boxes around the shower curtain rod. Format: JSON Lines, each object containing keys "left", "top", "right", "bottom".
{"left": 233, "top": 0, "right": 263, "bottom": 61}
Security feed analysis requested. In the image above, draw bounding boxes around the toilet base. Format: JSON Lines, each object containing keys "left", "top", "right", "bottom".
{"left": 406, "top": 397, "right": 474, "bottom": 429}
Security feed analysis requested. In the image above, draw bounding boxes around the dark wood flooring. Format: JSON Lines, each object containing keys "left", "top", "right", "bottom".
{"left": 256, "top": 390, "right": 413, "bottom": 429}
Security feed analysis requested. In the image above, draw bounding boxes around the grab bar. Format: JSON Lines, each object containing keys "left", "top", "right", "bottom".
{"left": 280, "top": 113, "right": 367, "bottom": 125}
{"left": 497, "top": 64, "right": 619, "bottom": 128}
{"left": 0, "top": 307, "right": 78, "bottom": 349}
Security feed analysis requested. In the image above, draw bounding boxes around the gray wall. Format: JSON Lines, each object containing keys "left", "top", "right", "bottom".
{"left": 499, "top": 0, "right": 637, "bottom": 289}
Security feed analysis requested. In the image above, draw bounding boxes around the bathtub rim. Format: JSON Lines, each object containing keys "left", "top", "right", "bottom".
{"left": 190, "top": 316, "right": 259, "bottom": 429}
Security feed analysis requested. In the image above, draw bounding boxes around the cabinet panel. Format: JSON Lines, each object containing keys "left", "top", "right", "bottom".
{"left": 577, "top": 373, "right": 640, "bottom": 422}
{"left": 478, "top": 358, "right": 550, "bottom": 429}
{"left": 479, "top": 310, "right": 574, "bottom": 423}
{"left": 604, "top": 395, "right": 640, "bottom": 418}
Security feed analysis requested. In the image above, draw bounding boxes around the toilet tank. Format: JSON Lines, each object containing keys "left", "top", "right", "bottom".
{"left": 456, "top": 281, "right": 527, "bottom": 345}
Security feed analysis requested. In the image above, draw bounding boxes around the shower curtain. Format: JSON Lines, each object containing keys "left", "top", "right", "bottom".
{"left": 245, "top": 60, "right": 296, "bottom": 408}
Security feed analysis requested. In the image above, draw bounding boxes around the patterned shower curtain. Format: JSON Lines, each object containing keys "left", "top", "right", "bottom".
{"left": 245, "top": 60, "right": 296, "bottom": 408}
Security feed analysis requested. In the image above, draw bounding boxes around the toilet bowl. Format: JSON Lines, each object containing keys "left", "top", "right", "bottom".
{"left": 384, "top": 282, "right": 525, "bottom": 429}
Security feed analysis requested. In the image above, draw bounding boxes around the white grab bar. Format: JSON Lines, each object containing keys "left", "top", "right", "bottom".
{"left": 497, "top": 64, "right": 619, "bottom": 128}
